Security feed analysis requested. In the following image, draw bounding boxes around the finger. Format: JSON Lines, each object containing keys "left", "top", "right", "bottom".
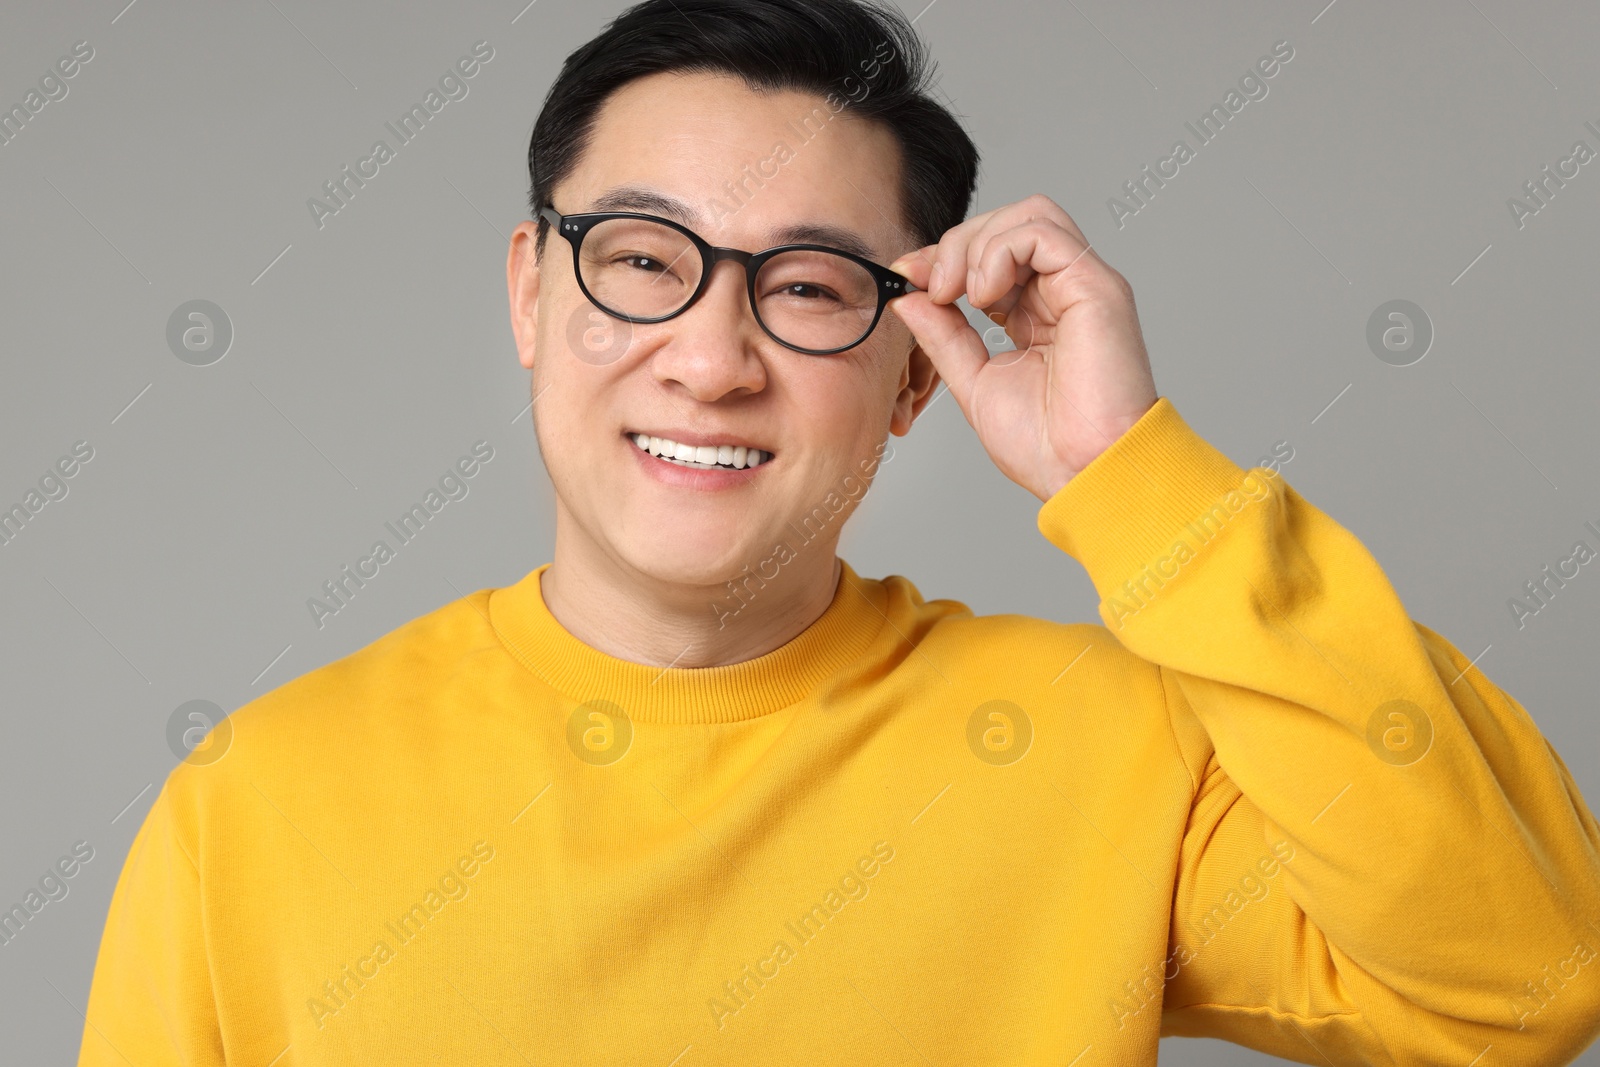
{"left": 918, "top": 204, "right": 1015, "bottom": 305}
{"left": 971, "top": 219, "right": 1101, "bottom": 310}
{"left": 960, "top": 196, "right": 1066, "bottom": 300}
{"left": 993, "top": 299, "right": 1046, "bottom": 356}
{"left": 967, "top": 200, "right": 1100, "bottom": 307}
{"left": 975, "top": 192, "right": 1094, "bottom": 252}
{"left": 886, "top": 290, "right": 988, "bottom": 416}
{"left": 921, "top": 194, "right": 1090, "bottom": 308}
{"left": 888, "top": 244, "right": 940, "bottom": 291}
{"left": 890, "top": 198, "right": 1048, "bottom": 303}
{"left": 979, "top": 281, "right": 1027, "bottom": 327}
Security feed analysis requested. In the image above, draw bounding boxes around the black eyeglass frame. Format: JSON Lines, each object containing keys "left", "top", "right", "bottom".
{"left": 538, "top": 204, "right": 919, "bottom": 356}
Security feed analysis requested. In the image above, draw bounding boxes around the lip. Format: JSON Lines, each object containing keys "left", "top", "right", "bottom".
{"left": 625, "top": 433, "right": 772, "bottom": 489}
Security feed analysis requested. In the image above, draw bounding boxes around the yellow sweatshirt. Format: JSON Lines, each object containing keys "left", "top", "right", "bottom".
{"left": 79, "top": 398, "right": 1600, "bottom": 1066}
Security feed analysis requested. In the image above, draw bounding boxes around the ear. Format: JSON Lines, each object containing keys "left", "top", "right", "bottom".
{"left": 507, "top": 220, "right": 542, "bottom": 371}
{"left": 889, "top": 338, "right": 941, "bottom": 436}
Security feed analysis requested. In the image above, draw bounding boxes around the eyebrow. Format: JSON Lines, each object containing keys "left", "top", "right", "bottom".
{"left": 587, "top": 185, "right": 883, "bottom": 262}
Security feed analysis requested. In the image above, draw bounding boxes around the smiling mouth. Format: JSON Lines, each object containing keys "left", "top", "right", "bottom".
{"left": 625, "top": 432, "right": 773, "bottom": 470}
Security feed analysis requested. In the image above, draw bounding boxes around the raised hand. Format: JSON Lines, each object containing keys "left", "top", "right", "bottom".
{"left": 887, "top": 194, "right": 1159, "bottom": 502}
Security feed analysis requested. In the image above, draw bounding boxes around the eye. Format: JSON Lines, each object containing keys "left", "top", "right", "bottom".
{"left": 775, "top": 282, "right": 841, "bottom": 302}
{"left": 616, "top": 254, "right": 667, "bottom": 274}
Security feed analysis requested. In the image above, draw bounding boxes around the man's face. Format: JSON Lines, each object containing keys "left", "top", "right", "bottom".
{"left": 508, "top": 70, "right": 938, "bottom": 590}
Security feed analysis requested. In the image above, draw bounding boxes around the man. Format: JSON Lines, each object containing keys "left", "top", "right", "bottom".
{"left": 80, "top": 0, "right": 1600, "bottom": 1064}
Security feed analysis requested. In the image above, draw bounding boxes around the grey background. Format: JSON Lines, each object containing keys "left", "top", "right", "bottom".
{"left": 2, "top": 0, "right": 1597, "bottom": 1062}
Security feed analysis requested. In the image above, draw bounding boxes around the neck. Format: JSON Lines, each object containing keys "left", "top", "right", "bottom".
{"left": 540, "top": 517, "right": 843, "bottom": 669}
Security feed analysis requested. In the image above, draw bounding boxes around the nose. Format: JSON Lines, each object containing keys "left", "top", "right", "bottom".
{"left": 647, "top": 258, "right": 769, "bottom": 402}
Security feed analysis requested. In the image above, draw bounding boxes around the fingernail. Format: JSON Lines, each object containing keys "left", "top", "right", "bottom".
{"left": 887, "top": 256, "right": 912, "bottom": 277}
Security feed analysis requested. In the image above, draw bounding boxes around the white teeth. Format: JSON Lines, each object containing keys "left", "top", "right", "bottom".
{"left": 628, "top": 432, "right": 769, "bottom": 469}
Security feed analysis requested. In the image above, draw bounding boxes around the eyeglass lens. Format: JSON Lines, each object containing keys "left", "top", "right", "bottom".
{"left": 577, "top": 217, "right": 880, "bottom": 351}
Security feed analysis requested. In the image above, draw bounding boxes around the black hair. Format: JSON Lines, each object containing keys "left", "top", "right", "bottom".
{"left": 525, "top": 0, "right": 980, "bottom": 260}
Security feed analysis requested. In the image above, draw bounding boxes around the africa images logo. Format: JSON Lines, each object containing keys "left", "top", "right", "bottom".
{"left": 306, "top": 41, "right": 495, "bottom": 230}
{"left": 307, "top": 441, "right": 494, "bottom": 629}
{"left": 1106, "top": 39, "right": 1295, "bottom": 229}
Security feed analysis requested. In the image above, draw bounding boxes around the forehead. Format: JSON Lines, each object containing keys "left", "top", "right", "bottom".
{"left": 557, "top": 70, "right": 911, "bottom": 261}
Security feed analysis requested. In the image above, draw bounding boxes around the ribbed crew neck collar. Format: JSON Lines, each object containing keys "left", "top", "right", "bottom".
{"left": 488, "top": 558, "right": 888, "bottom": 724}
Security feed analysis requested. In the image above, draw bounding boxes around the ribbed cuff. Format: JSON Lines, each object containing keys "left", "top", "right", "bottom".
{"left": 1035, "top": 398, "right": 1252, "bottom": 605}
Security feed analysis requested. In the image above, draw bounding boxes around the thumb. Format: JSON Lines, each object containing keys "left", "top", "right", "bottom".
{"left": 886, "top": 290, "right": 988, "bottom": 415}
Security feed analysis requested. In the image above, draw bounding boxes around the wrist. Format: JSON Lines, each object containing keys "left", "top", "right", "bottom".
{"left": 1039, "top": 400, "right": 1162, "bottom": 501}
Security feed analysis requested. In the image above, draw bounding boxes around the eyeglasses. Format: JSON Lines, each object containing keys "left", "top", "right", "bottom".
{"left": 538, "top": 204, "right": 919, "bottom": 355}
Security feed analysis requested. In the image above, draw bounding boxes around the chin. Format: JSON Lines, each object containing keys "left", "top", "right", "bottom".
{"left": 617, "top": 537, "right": 765, "bottom": 590}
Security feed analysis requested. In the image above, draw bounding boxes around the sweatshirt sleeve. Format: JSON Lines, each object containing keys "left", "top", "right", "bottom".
{"left": 78, "top": 772, "right": 227, "bottom": 1067}
{"left": 1037, "top": 397, "right": 1600, "bottom": 1066}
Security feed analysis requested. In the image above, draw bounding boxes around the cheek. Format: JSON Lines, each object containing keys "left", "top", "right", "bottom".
{"left": 792, "top": 367, "right": 892, "bottom": 469}
{"left": 858, "top": 343, "right": 914, "bottom": 421}
{"left": 863, "top": 320, "right": 912, "bottom": 375}
{"left": 532, "top": 294, "right": 593, "bottom": 403}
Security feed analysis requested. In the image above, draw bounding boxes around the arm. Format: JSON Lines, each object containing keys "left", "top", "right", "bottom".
{"left": 1039, "top": 397, "right": 1600, "bottom": 1064}
{"left": 78, "top": 774, "right": 227, "bottom": 1067}
{"left": 886, "top": 193, "right": 1600, "bottom": 1064}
